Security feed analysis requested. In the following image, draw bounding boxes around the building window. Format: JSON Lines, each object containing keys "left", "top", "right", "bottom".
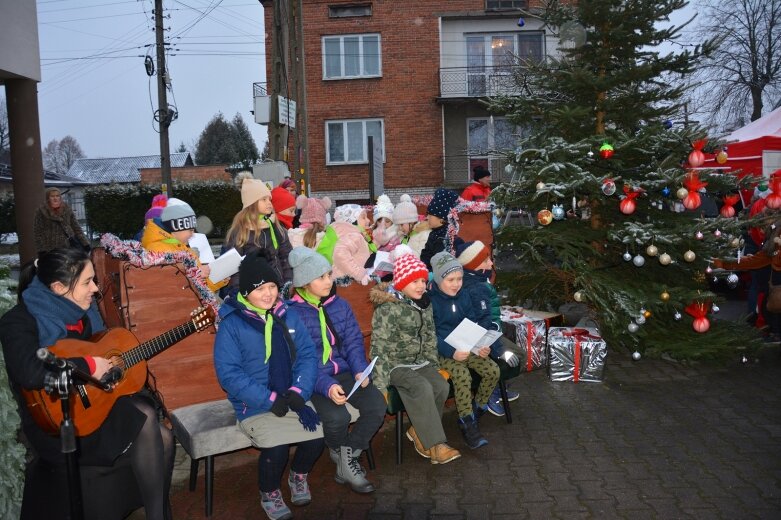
{"left": 323, "top": 34, "right": 381, "bottom": 79}
{"left": 326, "top": 118, "right": 384, "bottom": 165}
{"left": 486, "top": 0, "right": 526, "bottom": 10}
{"left": 328, "top": 4, "right": 372, "bottom": 18}
{"left": 467, "top": 117, "right": 520, "bottom": 155}
{"left": 466, "top": 32, "right": 543, "bottom": 95}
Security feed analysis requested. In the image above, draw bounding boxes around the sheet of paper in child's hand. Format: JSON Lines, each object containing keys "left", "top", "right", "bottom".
{"left": 208, "top": 248, "right": 244, "bottom": 284}
{"left": 444, "top": 318, "right": 489, "bottom": 352}
{"left": 188, "top": 233, "right": 216, "bottom": 263}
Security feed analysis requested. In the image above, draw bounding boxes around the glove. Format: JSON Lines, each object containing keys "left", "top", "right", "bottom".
{"left": 287, "top": 390, "right": 307, "bottom": 412}
{"left": 270, "top": 394, "right": 289, "bottom": 417}
{"left": 360, "top": 274, "right": 371, "bottom": 286}
{"left": 504, "top": 352, "right": 520, "bottom": 368}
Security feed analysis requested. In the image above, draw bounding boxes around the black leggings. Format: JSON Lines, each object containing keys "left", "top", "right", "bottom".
{"left": 127, "top": 399, "right": 175, "bottom": 520}
{"left": 257, "top": 438, "right": 324, "bottom": 492}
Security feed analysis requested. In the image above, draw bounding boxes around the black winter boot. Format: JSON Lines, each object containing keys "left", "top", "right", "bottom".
{"left": 458, "top": 413, "right": 488, "bottom": 449}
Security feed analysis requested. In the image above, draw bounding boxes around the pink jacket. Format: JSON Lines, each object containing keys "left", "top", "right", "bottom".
{"left": 330, "top": 221, "right": 371, "bottom": 282}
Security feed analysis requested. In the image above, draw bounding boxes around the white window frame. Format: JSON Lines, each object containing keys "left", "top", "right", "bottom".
{"left": 322, "top": 33, "right": 382, "bottom": 80}
{"left": 325, "top": 118, "right": 385, "bottom": 165}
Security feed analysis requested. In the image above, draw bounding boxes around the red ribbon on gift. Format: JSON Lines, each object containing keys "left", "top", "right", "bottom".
{"left": 560, "top": 328, "right": 600, "bottom": 383}
{"left": 525, "top": 322, "right": 534, "bottom": 372}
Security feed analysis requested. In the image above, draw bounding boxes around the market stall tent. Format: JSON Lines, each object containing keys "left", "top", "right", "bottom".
{"left": 705, "top": 105, "right": 781, "bottom": 178}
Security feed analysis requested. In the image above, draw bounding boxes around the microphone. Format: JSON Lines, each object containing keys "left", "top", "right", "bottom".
{"left": 37, "top": 348, "right": 68, "bottom": 368}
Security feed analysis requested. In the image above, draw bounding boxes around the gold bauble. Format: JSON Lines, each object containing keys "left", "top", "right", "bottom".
{"left": 573, "top": 291, "right": 584, "bottom": 302}
{"left": 659, "top": 253, "right": 672, "bottom": 265}
{"left": 536, "top": 181, "right": 546, "bottom": 191}
{"left": 716, "top": 150, "right": 728, "bottom": 164}
{"left": 644, "top": 310, "right": 652, "bottom": 318}
{"left": 646, "top": 244, "right": 658, "bottom": 257}
{"left": 660, "top": 291, "right": 670, "bottom": 301}
{"left": 676, "top": 187, "right": 689, "bottom": 200}
{"left": 683, "top": 250, "right": 696, "bottom": 262}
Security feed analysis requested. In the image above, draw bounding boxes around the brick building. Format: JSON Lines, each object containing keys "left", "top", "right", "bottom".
{"left": 139, "top": 164, "right": 232, "bottom": 185}
{"left": 258, "top": 0, "right": 557, "bottom": 204}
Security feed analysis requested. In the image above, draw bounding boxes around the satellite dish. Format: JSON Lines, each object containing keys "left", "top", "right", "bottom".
{"left": 559, "top": 21, "right": 587, "bottom": 49}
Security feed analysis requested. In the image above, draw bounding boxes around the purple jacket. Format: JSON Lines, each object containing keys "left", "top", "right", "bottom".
{"left": 287, "top": 293, "right": 370, "bottom": 396}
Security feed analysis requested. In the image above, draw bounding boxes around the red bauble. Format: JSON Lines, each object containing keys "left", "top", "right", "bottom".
{"left": 688, "top": 149, "right": 705, "bottom": 168}
{"left": 692, "top": 316, "right": 710, "bottom": 333}
{"left": 767, "top": 193, "right": 781, "bottom": 209}
{"left": 720, "top": 205, "right": 736, "bottom": 218}
{"left": 683, "top": 192, "right": 701, "bottom": 210}
{"left": 619, "top": 198, "right": 636, "bottom": 214}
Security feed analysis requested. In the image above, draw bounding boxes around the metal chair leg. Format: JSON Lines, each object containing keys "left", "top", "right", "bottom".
{"left": 499, "top": 380, "right": 512, "bottom": 424}
{"left": 395, "top": 411, "right": 404, "bottom": 464}
{"left": 189, "top": 458, "right": 199, "bottom": 491}
{"left": 205, "top": 455, "right": 214, "bottom": 517}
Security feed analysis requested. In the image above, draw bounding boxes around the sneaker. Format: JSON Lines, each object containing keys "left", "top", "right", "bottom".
{"left": 486, "top": 388, "right": 505, "bottom": 417}
{"left": 260, "top": 489, "right": 293, "bottom": 520}
{"left": 406, "top": 426, "right": 431, "bottom": 459}
{"left": 287, "top": 471, "right": 311, "bottom": 506}
{"left": 429, "top": 443, "right": 462, "bottom": 464}
{"left": 505, "top": 388, "right": 520, "bottom": 402}
{"left": 458, "top": 414, "right": 488, "bottom": 449}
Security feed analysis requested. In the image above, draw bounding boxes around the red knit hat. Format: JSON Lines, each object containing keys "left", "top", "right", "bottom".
{"left": 455, "top": 240, "right": 491, "bottom": 270}
{"left": 393, "top": 253, "right": 428, "bottom": 291}
{"left": 271, "top": 185, "right": 296, "bottom": 213}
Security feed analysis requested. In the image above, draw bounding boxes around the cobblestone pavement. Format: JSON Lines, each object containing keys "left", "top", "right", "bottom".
{"left": 159, "top": 344, "right": 781, "bottom": 520}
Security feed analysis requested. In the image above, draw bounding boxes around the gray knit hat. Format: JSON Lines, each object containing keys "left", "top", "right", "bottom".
{"left": 289, "top": 246, "right": 331, "bottom": 288}
{"left": 160, "top": 198, "right": 197, "bottom": 232}
{"left": 431, "top": 251, "right": 463, "bottom": 285}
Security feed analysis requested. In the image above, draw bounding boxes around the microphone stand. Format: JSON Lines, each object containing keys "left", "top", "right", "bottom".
{"left": 42, "top": 355, "right": 114, "bottom": 520}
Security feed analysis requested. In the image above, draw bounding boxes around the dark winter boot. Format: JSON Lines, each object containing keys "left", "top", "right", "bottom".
{"left": 458, "top": 413, "right": 488, "bottom": 449}
{"left": 335, "top": 446, "right": 375, "bottom": 494}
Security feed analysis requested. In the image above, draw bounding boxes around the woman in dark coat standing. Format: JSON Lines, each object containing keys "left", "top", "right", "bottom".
{"left": 33, "top": 187, "right": 90, "bottom": 255}
{"left": 0, "top": 248, "right": 174, "bottom": 520}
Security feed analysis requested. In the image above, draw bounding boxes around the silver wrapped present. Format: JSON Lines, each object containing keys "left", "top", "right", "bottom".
{"left": 548, "top": 327, "right": 607, "bottom": 382}
{"left": 500, "top": 307, "right": 548, "bottom": 372}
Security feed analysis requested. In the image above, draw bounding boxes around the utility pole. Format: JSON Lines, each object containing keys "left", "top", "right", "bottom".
{"left": 290, "top": 0, "right": 309, "bottom": 194}
{"left": 155, "top": 0, "right": 172, "bottom": 194}
{"left": 268, "top": 0, "right": 287, "bottom": 163}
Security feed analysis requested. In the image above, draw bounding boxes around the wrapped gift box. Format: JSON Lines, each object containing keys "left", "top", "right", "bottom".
{"left": 548, "top": 327, "right": 607, "bottom": 382}
{"left": 500, "top": 306, "right": 549, "bottom": 372}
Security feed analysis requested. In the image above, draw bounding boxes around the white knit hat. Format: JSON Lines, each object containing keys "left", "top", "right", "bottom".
{"left": 334, "top": 204, "right": 365, "bottom": 224}
{"left": 373, "top": 194, "right": 394, "bottom": 222}
{"left": 393, "top": 194, "right": 419, "bottom": 225}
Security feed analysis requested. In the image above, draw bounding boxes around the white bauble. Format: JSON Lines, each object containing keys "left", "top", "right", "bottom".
{"left": 632, "top": 351, "right": 641, "bottom": 361}
{"left": 628, "top": 322, "right": 639, "bottom": 333}
{"left": 573, "top": 291, "right": 584, "bottom": 302}
{"left": 683, "top": 250, "right": 696, "bottom": 262}
{"left": 659, "top": 253, "right": 672, "bottom": 265}
{"left": 632, "top": 254, "right": 645, "bottom": 267}
{"left": 536, "top": 181, "right": 546, "bottom": 191}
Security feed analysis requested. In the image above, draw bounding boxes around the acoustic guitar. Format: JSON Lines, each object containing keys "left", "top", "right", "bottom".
{"left": 22, "top": 306, "right": 215, "bottom": 437}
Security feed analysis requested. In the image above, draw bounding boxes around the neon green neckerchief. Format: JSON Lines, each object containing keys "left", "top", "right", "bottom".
{"left": 162, "top": 237, "right": 181, "bottom": 245}
{"left": 260, "top": 215, "right": 279, "bottom": 249}
{"left": 360, "top": 227, "right": 378, "bottom": 253}
{"left": 237, "top": 293, "right": 274, "bottom": 363}
{"left": 296, "top": 288, "right": 331, "bottom": 364}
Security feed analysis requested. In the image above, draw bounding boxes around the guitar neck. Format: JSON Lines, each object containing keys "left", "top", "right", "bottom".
{"left": 121, "top": 321, "right": 197, "bottom": 368}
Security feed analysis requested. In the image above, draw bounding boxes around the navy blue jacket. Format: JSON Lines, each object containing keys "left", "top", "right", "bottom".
{"left": 287, "top": 293, "right": 369, "bottom": 397}
{"left": 428, "top": 282, "right": 502, "bottom": 359}
{"left": 213, "top": 297, "right": 318, "bottom": 421}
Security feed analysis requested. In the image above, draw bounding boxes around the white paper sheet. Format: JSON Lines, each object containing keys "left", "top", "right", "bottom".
{"left": 208, "top": 248, "right": 244, "bottom": 284}
{"left": 188, "top": 233, "right": 216, "bottom": 264}
{"left": 346, "top": 356, "right": 378, "bottom": 399}
{"left": 367, "top": 251, "right": 394, "bottom": 275}
{"left": 444, "top": 318, "right": 503, "bottom": 353}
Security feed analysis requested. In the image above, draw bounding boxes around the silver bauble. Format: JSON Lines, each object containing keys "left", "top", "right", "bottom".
{"left": 712, "top": 305, "right": 720, "bottom": 313}
{"left": 632, "top": 254, "right": 645, "bottom": 267}
{"left": 727, "top": 273, "right": 740, "bottom": 288}
{"left": 552, "top": 204, "right": 566, "bottom": 220}
{"left": 623, "top": 252, "right": 632, "bottom": 262}
{"left": 636, "top": 315, "right": 646, "bottom": 325}
{"left": 674, "top": 311, "right": 682, "bottom": 320}
{"left": 632, "top": 351, "right": 641, "bottom": 361}
{"left": 628, "top": 322, "right": 639, "bottom": 333}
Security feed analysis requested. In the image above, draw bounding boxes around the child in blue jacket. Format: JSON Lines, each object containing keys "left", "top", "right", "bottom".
{"left": 214, "top": 250, "right": 323, "bottom": 520}
{"left": 455, "top": 239, "right": 522, "bottom": 416}
{"left": 287, "top": 247, "right": 386, "bottom": 495}
{"left": 428, "top": 251, "right": 500, "bottom": 450}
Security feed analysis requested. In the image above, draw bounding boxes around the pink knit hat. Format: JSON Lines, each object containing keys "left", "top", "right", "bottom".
{"left": 297, "top": 195, "right": 332, "bottom": 225}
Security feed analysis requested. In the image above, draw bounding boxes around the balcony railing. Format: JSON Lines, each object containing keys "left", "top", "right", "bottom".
{"left": 440, "top": 66, "right": 523, "bottom": 99}
{"left": 443, "top": 154, "right": 512, "bottom": 185}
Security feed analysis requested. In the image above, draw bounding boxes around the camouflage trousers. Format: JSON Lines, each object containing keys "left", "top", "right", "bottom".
{"left": 439, "top": 355, "right": 500, "bottom": 418}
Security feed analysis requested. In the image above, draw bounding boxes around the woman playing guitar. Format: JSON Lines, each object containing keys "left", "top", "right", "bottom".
{"left": 0, "top": 248, "right": 174, "bottom": 520}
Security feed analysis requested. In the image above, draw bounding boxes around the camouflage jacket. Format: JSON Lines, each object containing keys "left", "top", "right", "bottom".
{"left": 369, "top": 283, "right": 440, "bottom": 393}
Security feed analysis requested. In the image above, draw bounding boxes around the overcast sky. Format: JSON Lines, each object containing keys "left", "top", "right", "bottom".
{"left": 7, "top": 1, "right": 699, "bottom": 162}
{"left": 29, "top": 0, "right": 267, "bottom": 159}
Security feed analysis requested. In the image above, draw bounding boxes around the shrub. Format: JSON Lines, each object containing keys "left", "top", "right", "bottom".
{"left": 0, "top": 192, "right": 16, "bottom": 240}
{"left": 84, "top": 181, "right": 242, "bottom": 239}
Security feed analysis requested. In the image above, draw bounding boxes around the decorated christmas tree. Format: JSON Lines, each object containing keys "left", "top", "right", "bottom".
{"left": 491, "top": 0, "right": 761, "bottom": 360}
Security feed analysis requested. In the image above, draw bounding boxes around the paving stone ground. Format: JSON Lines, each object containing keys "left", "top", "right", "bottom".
{"left": 128, "top": 300, "right": 781, "bottom": 519}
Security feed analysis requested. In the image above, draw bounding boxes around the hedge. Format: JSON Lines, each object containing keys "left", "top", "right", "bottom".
{"left": 84, "top": 181, "right": 242, "bottom": 239}
{"left": 0, "top": 192, "right": 15, "bottom": 238}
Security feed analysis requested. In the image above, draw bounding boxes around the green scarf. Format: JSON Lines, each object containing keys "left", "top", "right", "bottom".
{"left": 315, "top": 226, "right": 339, "bottom": 264}
{"left": 237, "top": 293, "right": 274, "bottom": 363}
{"left": 261, "top": 215, "right": 278, "bottom": 249}
{"left": 360, "top": 226, "right": 378, "bottom": 253}
{"left": 296, "top": 288, "right": 331, "bottom": 364}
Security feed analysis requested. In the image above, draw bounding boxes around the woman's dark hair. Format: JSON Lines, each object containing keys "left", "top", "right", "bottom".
{"left": 18, "top": 248, "right": 91, "bottom": 301}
